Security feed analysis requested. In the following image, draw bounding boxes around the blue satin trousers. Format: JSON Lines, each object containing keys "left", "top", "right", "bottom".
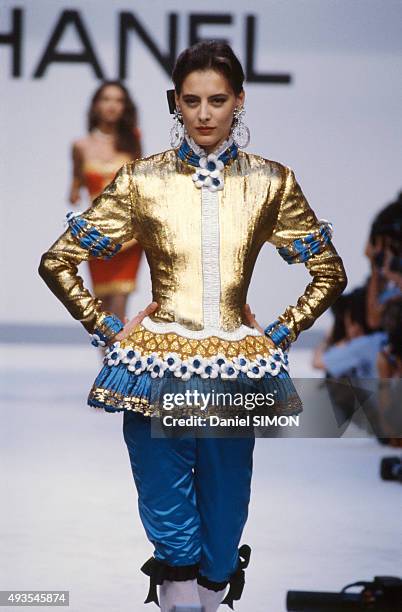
{"left": 122, "top": 410, "right": 255, "bottom": 583}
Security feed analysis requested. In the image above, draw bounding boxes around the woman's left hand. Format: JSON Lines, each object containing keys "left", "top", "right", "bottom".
{"left": 242, "top": 303, "right": 264, "bottom": 333}
{"left": 242, "top": 303, "right": 276, "bottom": 350}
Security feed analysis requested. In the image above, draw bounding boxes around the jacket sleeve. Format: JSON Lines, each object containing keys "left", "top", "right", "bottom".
{"left": 265, "top": 165, "right": 348, "bottom": 351}
{"left": 38, "top": 162, "right": 137, "bottom": 346}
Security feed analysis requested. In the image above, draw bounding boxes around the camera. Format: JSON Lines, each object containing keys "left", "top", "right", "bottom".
{"left": 287, "top": 575, "right": 402, "bottom": 610}
{"left": 380, "top": 456, "right": 402, "bottom": 483}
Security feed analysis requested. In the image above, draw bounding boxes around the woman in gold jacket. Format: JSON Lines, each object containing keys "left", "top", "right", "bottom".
{"left": 39, "top": 42, "right": 347, "bottom": 611}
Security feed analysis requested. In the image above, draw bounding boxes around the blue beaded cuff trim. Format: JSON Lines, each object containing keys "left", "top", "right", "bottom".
{"left": 177, "top": 138, "right": 238, "bottom": 167}
{"left": 66, "top": 212, "right": 122, "bottom": 259}
{"left": 277, "top": 221, "right": 333, "bottom": 264}
{"left": 264, "top": 319, "right": 292, "bottom": 351}
{"left": 91, "top": 314, "right": 124, "bottom": 347}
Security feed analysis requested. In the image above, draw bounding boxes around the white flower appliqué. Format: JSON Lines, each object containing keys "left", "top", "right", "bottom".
{"left": 91, "top": 333, "right": 106, "bottom": 348}
{"left": 192, "top": 153, "right": 225, "bottom": 192}
{"left": 101, "top": 342, "right": 290, "bottom": 379}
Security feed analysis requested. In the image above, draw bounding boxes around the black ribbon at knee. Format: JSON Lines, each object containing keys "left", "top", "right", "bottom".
{"left": 197, "top": 573, "right": 229, "bottom": 592}
{"left": 140, "top": 556, "right": 200, "bottom": 607}
{"left": 221, "top": 544, "right": 252, "bottom": 610}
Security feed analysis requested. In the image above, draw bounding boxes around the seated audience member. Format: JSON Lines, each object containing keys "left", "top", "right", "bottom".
{"left": 313, "top": 286, "right": 387, "bottom": 378}
{"left": 376, "top": 297, "right": 402, "bottom": 378}
{"left": 375, "top": 297, "right": 402, "bottom": 447}
{"left": 311, "top": 293, "right": 348, "bottom": 362}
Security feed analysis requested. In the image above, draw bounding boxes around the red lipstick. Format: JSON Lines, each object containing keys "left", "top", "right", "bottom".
{"left": 196, "top": 127, "right": 215, "bottom": 133}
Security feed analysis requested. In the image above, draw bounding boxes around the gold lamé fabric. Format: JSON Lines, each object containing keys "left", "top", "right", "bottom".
{"left": 38, "top": 149, "right": 347, "bottom": 343}
{"left": 119, "top": 323, "right": 273, "bottom": 360}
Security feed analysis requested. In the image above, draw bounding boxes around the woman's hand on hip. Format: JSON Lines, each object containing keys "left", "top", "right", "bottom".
{"left": 110, "top": 301, "right": 159, "bottom": 344}
{"left": 242, "top": 303, "right": 276, "bottom": 350}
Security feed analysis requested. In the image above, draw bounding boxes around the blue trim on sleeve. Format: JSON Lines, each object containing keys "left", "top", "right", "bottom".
{"left": 278, "top": 221, "right": 333, "bottom": 264}
{"left": 66, "top": 212, "right": 122, "bottom": 259}
{"left": 91, "top": 314, "right": 124, "bottom": 347}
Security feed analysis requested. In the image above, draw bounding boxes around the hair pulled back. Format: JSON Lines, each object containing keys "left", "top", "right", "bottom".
{"left": 172, "top": 41, "right": 244, "bottom": 95}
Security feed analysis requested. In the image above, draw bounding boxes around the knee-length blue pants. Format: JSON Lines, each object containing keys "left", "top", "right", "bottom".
{"left": 122, "top": 410, "right": 254, "bottom": 604}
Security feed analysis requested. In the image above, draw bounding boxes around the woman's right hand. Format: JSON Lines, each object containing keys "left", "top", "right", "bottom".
{"left": 110, "top": 301, "right": 159, "bottom": 345}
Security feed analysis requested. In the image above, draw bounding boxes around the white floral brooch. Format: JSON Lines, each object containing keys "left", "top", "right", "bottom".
{"left": 192, "top": 153, "right": 225, "bottom": 192}
{"left": 177, "top": 137, "right": 238, "bottom": 193}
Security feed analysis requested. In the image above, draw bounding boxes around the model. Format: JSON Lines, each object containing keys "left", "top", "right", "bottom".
{"left": 39, "top": 42, "right": 347, "bottom": 612}
{"left": 69, "top": 81, "right": 143, "bottom": 322}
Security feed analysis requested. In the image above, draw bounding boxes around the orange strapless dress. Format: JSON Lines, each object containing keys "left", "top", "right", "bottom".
{"left": 83, "top": 158, "right": 143, "bottom": 297}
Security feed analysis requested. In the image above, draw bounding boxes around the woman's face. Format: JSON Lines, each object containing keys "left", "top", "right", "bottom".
{"left": 175, "top": 69, "right": 245, "bottom": 153}
{"left": 95, "top": 85, "right": 125, "bottom": 125}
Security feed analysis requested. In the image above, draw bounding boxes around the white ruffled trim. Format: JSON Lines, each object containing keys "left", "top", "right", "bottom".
{"left": 141, "top": 316, "right": 262, "bottom": 340}
{"left": 185, "top": 132, "right": 234, "bottom": 158}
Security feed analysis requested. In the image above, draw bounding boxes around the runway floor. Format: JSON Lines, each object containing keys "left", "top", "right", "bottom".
{"left": 0, "top": 345, "right": 400, "bottom": 611}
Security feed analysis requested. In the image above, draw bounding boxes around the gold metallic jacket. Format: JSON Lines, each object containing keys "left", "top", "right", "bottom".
{"left": 38, "top": 149, "right": 347, "bottom": 348}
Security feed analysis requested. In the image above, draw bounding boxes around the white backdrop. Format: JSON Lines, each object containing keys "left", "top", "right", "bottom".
{"left": 2, "top": 0, "right": 402, "bottom": 336}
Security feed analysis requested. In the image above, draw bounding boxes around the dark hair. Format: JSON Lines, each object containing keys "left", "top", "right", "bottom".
{"left": 345, "top": 286, "right": 371, "bottom": 334}
{"left": 381, "top": 297, "right": 402, "bottom": 359}
{"left": 369, "top": 192, "right": 402, "bottom": 254}
{"left": 329, "top": 286, "right": 371, "bottom": 344}
{"left": 88, "top": 80, "right": 141, "bottom": 159}
{"left": 172, "top": 41, "right": 244, "bottom": 95}
{"left": 328, "top": 294, "right": 349, "bottom": 344}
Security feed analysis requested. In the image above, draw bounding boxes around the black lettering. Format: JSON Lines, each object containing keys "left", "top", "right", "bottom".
{"left": 0, "top": 8, "right": 23, "bottom": 77}
{"left": 119, "top": 12, "right": 177, "bottom": 80}
{"left": 246, "top": 15, "right": 291, "bottom": 84}
{"left": 189, "top": 14, "right": 232, "bottom": 46}
{"left": 33, "top": 10, "right": 104, "bottom": 79}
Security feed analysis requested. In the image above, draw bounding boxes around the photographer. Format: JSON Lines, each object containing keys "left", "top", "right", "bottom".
{"left": 365, "top": 193, "right": 402, "bottom": 330}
